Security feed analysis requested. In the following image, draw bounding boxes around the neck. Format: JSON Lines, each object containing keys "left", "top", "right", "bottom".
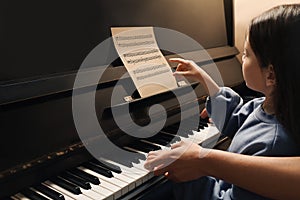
{"left": 263, "top": 97, "right": 275, "bottom": 115}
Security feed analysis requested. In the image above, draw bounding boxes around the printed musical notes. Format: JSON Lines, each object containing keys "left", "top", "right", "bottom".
{"left": 111, "top": 27, "right": 178, "bottom": 98}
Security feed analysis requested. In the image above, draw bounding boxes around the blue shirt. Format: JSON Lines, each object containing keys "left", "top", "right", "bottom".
{"left": 174, "top": 87, "right": 300, "bottom": 200}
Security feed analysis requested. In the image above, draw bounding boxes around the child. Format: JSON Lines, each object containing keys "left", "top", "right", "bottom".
{"left": 145, "top": 4, "right": 300, "bottom": 200}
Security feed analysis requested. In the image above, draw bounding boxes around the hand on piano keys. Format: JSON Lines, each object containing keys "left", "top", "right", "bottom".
{"left": 7, "top": 118, "right": 219, "bottom": 200}
{"left": 144, "top": 140, "right": 212, "bottom": 182}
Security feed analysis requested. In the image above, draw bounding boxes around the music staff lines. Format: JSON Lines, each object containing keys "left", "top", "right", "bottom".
{"left": 117, "top": 40, "right": 155, "bottom": 48}
{"left": 124, "top": 49, "right": 159, "bottom": 58}
{"left": 133, "top": 63, "right": 167, "bottom": 74}
{"left": 126, "top": 55, "right": 162, "bottom": 64}
{"left": 115, "top": 34, "right": 153, "bottom": 41}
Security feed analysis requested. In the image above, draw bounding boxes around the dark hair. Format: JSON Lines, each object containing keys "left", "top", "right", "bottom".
{"left": 249, "top": 4, "right": 300, "bottom": 143}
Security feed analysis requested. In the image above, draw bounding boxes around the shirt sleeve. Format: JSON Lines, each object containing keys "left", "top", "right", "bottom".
{"left": 206, "top": 87, "right": 263, "bottom": 138}
{"left": 173, "top": 176, "right": 269, "bottom": 200}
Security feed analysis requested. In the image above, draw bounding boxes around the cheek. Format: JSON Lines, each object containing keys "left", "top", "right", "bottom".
{"left": 242, "top": 62, "right": 255, "bottom": 88}
{"left": 242, "top": 62, "right": 249, "bottom": 80}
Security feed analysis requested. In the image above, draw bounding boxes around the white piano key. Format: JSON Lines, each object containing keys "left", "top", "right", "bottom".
{"left": 192, "top": 124, "right": 220, "bottom": 145}
{"left": 141, "top": 139, "right": 171, "bottom": 151}
{"left": 159, "top": 131, "right": 183, "bottom": 142}
{"left": 79, "top": 188, "right": 106, "bottom": 200}
{"left": 95, "top": 174, "right": 129, "bottom": 196}
{"left": 89, "top": 184, "right": 114, "bottom": 200}
{"left": 40, "top": 183, "right": 74, "bottom": 200}
{"left": 123, "top": 147, "right": 156, "bottom": 182}
{"left": 111, "top": 171, "right": 135, "bottom": 182}
{"left": 29, "top": 187, "right": 52, "bottom": 199}
{"left": 188, "top": 131, "right": 207, "bottom": 143}
{"left": 102, "top": 159, "right": 149, "bottom": 187}
{"left": 122, "top": 147, "right": 150, "bottom": 171}
{"left": 123, "top": 146, "right": 147, "bottom": 158}
{"left": 131, "top": 160, "right": 149, "bottom": 172}
{"left": 78, "top": 166, "right": 123, "bottom": 199}
{"left": 14, "top": 193, "right": 31, "bottom": 200}
{"left": 96, "top": 179, "right": 122, "bottom": 199}
{"left": 44, "top": 180, "right": 92, "bottom": 200}
{"left": 129, "top": 161, "right": 154, "bottom": 184}
{"left": 161, "top": 123, "right": 220, "bottom": 145}
{"left": 79, "top": 166, "right": 128, "bottom": 190}
{"left": 111, "top": 171, "right": 136, "bottom": 191}
{"left": 119, "top": 165, "right": 147, "bottom": 186}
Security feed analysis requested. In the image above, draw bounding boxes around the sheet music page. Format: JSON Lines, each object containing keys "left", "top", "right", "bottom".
{"left": 111, "top": 27, "right": 178, "bottom": 98}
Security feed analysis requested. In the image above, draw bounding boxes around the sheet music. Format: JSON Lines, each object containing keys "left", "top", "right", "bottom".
{"left": 111, "top": 27, "right": 178, "bottom": 98}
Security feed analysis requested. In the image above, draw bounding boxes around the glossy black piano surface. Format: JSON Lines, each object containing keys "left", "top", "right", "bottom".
{"left": 0, "top": 0, "right": 253, "bottom": 199}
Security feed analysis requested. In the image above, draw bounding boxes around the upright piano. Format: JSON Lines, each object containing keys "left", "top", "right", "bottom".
{"left": 0, "top": 0, "right": 250, "bottom": 199}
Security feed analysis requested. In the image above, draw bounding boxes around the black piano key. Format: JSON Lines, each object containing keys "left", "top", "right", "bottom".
{"left": 90, "top": 158, "right": 122, "bottom": 174}
{"left": 128, "top": 141, "right": 161, "bottom": 153}
{"left": 163, "top": 126, "right": 189, "bottom": 138}
{"left": 144, "top": 132, "right": 177, "bottom": 146}
{"left": 2, "top": 197, "right": 14, "bottom": 200}
{"left": 198, "top": 124, "right": 205, "bottom": 130}
{"left": 161, "top": 129, "right": 188, "bottom": 139}
{"left": 161, "top": 126, "right": 177, "bottom": 134}
{"left": 200, "top": 116, "right": 210, "bottom": 123}
{"left": 82, "top": 162, "right": 113, "bottom": 178}
{"left": 21, "top": 188, "right": 49, "bottom": 200}
{"left": 68, "top": 168, "right": 100, "bottom": 185}
{"left": 141, "top": 140, "right": 161, "bottom": 150}
{"left": 59, "top": 172, "right": 91, "bottom": 190}
{"left": 50, "top": 177, "right": 82, "bottom": 195}
{"left": 34, "top": 184, "right": 65, "bottom": 200}
{"left": 199, "top": 121, "right": 208, "bottom": 127}
{"left": 186, "top": 129, "right": 195, "bottom": 135}
{"left": 160, "top": 131, "right": 182, "bottom": 141}
{"left": 181, "top": 119, "right": 199, "bottom": 130}
{"left": 120, "top": 148, "right": 146, "bottom": 165}
{"left": 199, "top": 118, "right": 209, "bottom": 127}
{"left": 187, "top": 117, "right": 207, "bottom": 130}
{"left": 144, "top": 136, "right": 170, "bottom": 146}
{"left": 136, "top": 145, "right": 158, "bottom": 153}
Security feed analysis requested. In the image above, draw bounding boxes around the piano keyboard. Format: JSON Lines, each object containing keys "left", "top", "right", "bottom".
{"left": 7, "top": 119, "right": 220, "bottom": 200}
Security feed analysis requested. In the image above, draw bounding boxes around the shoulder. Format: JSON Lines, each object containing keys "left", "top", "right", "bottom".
{"left": 243, "top": 97, "right": 265, "bottom": 110}
{"left": 229, "top": 114, "right": 300, "bottom": 156}
{"left": 270, "top": 124, "right": 300, "bottom": 155}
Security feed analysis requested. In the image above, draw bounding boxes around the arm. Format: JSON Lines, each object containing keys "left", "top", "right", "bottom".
{"left": 145, "top": 141, "right": 300, "bottom": 199}
{"left": 171, "top": 58, "right": 255, "bottom": 136}
{"left": 204, "top": 149, "right": 300, "bottom": 200}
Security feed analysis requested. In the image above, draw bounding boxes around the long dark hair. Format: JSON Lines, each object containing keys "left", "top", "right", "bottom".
{"left": 248, "top": 4, "right": 300, "bottom": 144}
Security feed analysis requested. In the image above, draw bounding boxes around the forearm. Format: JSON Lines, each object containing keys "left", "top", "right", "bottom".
{"left": 197, "top": 71, "right": 220, "bottom": 97}
{"left": 202, "top": 149, "right": 300, "bottom": 199}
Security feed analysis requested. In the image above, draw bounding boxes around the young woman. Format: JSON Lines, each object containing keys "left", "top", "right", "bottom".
{"left": 145, "top": 4, "right": 300, "bottom": 200}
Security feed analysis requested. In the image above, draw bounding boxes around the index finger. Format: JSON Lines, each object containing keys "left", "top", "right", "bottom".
{"left": 169, "top": 58, "right": 190, "bottom": 65}
{"left": 171, "top": 141, "right": 184, "bottom": 149}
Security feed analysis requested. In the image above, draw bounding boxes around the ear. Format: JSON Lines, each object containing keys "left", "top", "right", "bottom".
{"left": 265, "top": 65, "right": 276, "bottom": 87}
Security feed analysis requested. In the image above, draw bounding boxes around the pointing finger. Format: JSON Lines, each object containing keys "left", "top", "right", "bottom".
{"left": 169, "top": 58, "right": 190, "bottom": 65}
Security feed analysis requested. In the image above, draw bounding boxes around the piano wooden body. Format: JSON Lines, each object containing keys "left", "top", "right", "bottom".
{"left": 0, "top": 0, "right": 254, "bottom": 199}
